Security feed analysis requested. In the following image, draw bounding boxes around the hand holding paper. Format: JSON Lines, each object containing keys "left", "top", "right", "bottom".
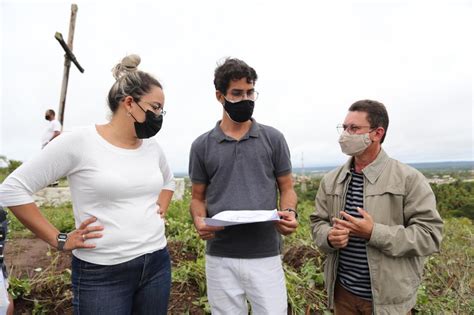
{"left": 275, "top": 210, "right": 298, "bottom": 235}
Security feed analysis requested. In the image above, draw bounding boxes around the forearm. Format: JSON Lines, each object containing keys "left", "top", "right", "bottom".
{"left": 9, "top": 203, "right": 60, "bottom": 247}
{"left": 190, "top": 198, "right": 207, "bottom": 222}
{"left": 157, "top": 189, "right": 174, "bottom": 213}
{"left": 279, "top": 188, "right": 297, "bottom": 210}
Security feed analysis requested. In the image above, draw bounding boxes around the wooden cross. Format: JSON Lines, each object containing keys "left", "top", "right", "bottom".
{"left": 54, "top": 4, "right": 84, "bottom": 129}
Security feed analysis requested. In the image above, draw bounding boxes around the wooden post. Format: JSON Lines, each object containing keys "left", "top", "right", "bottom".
{"left": 57, "top": 4, "right": 78, "bottom": 129}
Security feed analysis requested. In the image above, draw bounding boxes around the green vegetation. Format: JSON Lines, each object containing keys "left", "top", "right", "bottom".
{"left": 8, "top": 203, "right": 75, "bottom": 239}
{"left": 8, "top": 252, "right": 72, "bottom": 314}
{"left": 416, "top": 217, "right": 473, "bottom": 313}
{"left": 3, "top": 174, "right": 473, "bottom": 313}
{"left": 431, "top": 181, "right": 474, "bottom": 219}
{"left": 0, "top": 155, "right": 22, "bottom": 182}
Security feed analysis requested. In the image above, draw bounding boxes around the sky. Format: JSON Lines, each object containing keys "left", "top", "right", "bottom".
{"left": 1, "top": 0, "right": 472, "bottom": 173}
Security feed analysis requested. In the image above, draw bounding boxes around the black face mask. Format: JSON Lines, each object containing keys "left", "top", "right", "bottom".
{"left": 45, "top": 115, "right": 50, "bottom": 121}
{"left": 223, "top": 99, "right": 254, "bottom": 123}
{"left": 131, "top": 104, "right": 163, "bottom": 139}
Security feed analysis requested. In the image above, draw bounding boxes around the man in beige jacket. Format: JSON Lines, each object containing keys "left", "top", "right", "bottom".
{"left": 310, "top": 100, "right": 443, "bottom": 315}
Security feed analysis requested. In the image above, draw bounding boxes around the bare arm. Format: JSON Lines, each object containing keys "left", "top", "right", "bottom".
{"left": 157, "top": 189, "right": 174, "bottom": 218}
{"left": 2, "top": 132, "right": 102, "bottom": 250}
{"left": 190, "top": 183, "right": 223, "bottom": 240}
{"left": 278, "top": 173, "right": 298, "bottom": 210}
{"left": 10, "top": 203, "right": 59, "bottom": 246}
{"left": 9, "top": 203, "right": 103, "bottom": 251}
{"left": 275, "top": 173, "right": 298, "bottom": 235}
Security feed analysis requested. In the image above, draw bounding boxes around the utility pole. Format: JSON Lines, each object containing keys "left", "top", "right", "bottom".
{"left": 55, "top": 4, "right": 84, "bottom": 129}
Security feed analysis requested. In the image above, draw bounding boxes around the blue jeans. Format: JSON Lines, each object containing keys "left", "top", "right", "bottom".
{"left": 71, "top": 247, "right": 171, "bottom": 315}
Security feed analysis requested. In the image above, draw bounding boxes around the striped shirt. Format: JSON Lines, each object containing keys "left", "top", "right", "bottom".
{"left": 338, "top": 170, "right": 372, "bottom": 300}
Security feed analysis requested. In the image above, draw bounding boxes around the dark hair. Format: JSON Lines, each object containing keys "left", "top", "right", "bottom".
{"left": 214, "top": 58, "right": 258, "bottom": 94}
{"left": 46, "top": 109, "right": 55, "bottom": 116}
{"left": 107, "top": 54, "right": 162, "bottom": 113}
{"left": 349, "top": 99, "right": 389, "bottom": 143}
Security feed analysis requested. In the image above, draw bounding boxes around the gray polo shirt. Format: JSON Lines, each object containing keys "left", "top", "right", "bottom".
{"left": 189, "top": 119, "right": 292, "bottom": 258}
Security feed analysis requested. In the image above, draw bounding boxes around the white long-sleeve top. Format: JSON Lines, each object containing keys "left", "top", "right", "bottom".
{"left": 0, "top": 126, "right": 175, "bottom": 265}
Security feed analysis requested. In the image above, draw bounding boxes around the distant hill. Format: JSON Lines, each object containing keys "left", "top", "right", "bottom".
{"left": 292, "top": 160, "right": 473, "bottom": 175}
{"left": 174, "top": 172, "right": 188, "bottom": 178}
{"left": 406, "top": 161, "right": 473, "bottom": 170}
{"left": 173, "top": 161, "right": 473, "bottom": 178}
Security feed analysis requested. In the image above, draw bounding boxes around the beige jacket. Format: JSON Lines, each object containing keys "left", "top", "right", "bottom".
{"left": 310, "top": 149, "right": 443, "bottom": 314}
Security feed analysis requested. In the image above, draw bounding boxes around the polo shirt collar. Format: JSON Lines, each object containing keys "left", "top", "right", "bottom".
{"left": 211, "top": 118, "right": 260, "bottom": 143}
{"left": 248, "top": 119, "right": 260, "bottom": 138}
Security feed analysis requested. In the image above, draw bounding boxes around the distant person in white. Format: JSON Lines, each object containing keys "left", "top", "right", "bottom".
{"left": 41, "top": 109, "right": 61, "bottom": 149}
{"left": 0, "top": 54, "right": 175, "bottom": 315}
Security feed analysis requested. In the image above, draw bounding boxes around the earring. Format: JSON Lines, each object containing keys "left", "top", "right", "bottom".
{"left": 127, "top": 112, "right": 131, "bottom": 117}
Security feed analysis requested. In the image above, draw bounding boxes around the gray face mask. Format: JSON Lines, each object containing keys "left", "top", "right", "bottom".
{"left": 338, "top": 131, "right": 372, "bottom": 156}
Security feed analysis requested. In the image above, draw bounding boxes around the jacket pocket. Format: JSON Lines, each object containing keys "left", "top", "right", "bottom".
{"left": 371, "top": 253, "right": 423, "bottom": 305}
{"left": 365, "top": 187, "right": 406, "bottom": 226}
{"left": 325, "top": 193, "right": 343, "bottom": 220}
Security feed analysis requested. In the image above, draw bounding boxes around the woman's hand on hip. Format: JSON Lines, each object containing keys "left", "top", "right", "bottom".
{"left": 64, "top": 217, "right": 104, "bottom": 250}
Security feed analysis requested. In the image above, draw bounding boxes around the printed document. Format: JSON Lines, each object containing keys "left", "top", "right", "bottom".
{"left": 204, "top": 209, "right": 280, "bottom": 227}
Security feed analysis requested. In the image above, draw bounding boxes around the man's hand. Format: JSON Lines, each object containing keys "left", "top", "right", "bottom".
{"left": 327, "top": 220, "right": 349, "bottom": 248}
{"left": 275, "top": 210, "right": 298, "bottom": 236}
{"left": 193, "top": 216, "right": 224, "bottom": 240}
{"left": 333, "top": 207, "right": 374, "bottom": 240}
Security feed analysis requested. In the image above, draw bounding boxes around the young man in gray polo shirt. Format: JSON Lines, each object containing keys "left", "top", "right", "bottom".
{"left": 189, "top": 58, "right": 298, "bottom": 314}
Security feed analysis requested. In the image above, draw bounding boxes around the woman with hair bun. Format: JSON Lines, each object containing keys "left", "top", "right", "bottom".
{"left": 0, "top": 54, "right": 174, "bottom": 314}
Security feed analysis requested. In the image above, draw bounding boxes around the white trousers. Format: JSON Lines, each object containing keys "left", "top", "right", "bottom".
{"left": 0, "top": 276, "right": 9, "bottom": 315}
{"left": 205, "top": 255, "right": 287, "bottom": 315}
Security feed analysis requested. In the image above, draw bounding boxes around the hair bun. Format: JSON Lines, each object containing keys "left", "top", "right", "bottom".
{"left": 121, "top": 54, "right": 141, "bottom": 69}
{"left": 112, "top": 54, "right": 141, "bottom": 80}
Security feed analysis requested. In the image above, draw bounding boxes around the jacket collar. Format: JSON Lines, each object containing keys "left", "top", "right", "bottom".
{"left": 210, "top": 118, "right": 260, "bottom": 143}
{"left": 336, "top": 148, "right": 390, "bottom": 184}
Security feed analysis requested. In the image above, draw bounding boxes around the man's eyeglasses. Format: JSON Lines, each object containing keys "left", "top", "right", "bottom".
{"left": 141, "top": 101, "right": 166, "bottom": 116}
{"left": 336, "top": 124, "right": 374, "bottom": 135}
{"left": 226, "top": 89, "right": 259, "bottom": 103}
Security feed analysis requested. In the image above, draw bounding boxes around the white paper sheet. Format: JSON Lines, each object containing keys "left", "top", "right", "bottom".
{"left": 204, "top": 209, "right": 280, "bottom": 227}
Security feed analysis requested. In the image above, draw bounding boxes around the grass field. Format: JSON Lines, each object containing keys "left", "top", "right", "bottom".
{"left": 5, "top": 193, "right": 473, "bottom": 314}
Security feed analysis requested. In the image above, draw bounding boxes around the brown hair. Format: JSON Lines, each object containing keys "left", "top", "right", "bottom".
{"left": 214, "top": 58, "right": 258, "bottom": 94}
{"left": 349, "top": 100, "right": 389, "bottom": 143}
{"left": 107, "top": 54, "right": 162, "bottom": 113}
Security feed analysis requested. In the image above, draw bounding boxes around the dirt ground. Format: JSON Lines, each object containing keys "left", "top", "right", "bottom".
{"left": 4, "top": 238, "right": 203, "bottom": 314}
{"left": 5, "top": 238, "right": 71, "bottom": 279}
{"left": 4, "top": 238, "right": 316, "bottom": 314}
